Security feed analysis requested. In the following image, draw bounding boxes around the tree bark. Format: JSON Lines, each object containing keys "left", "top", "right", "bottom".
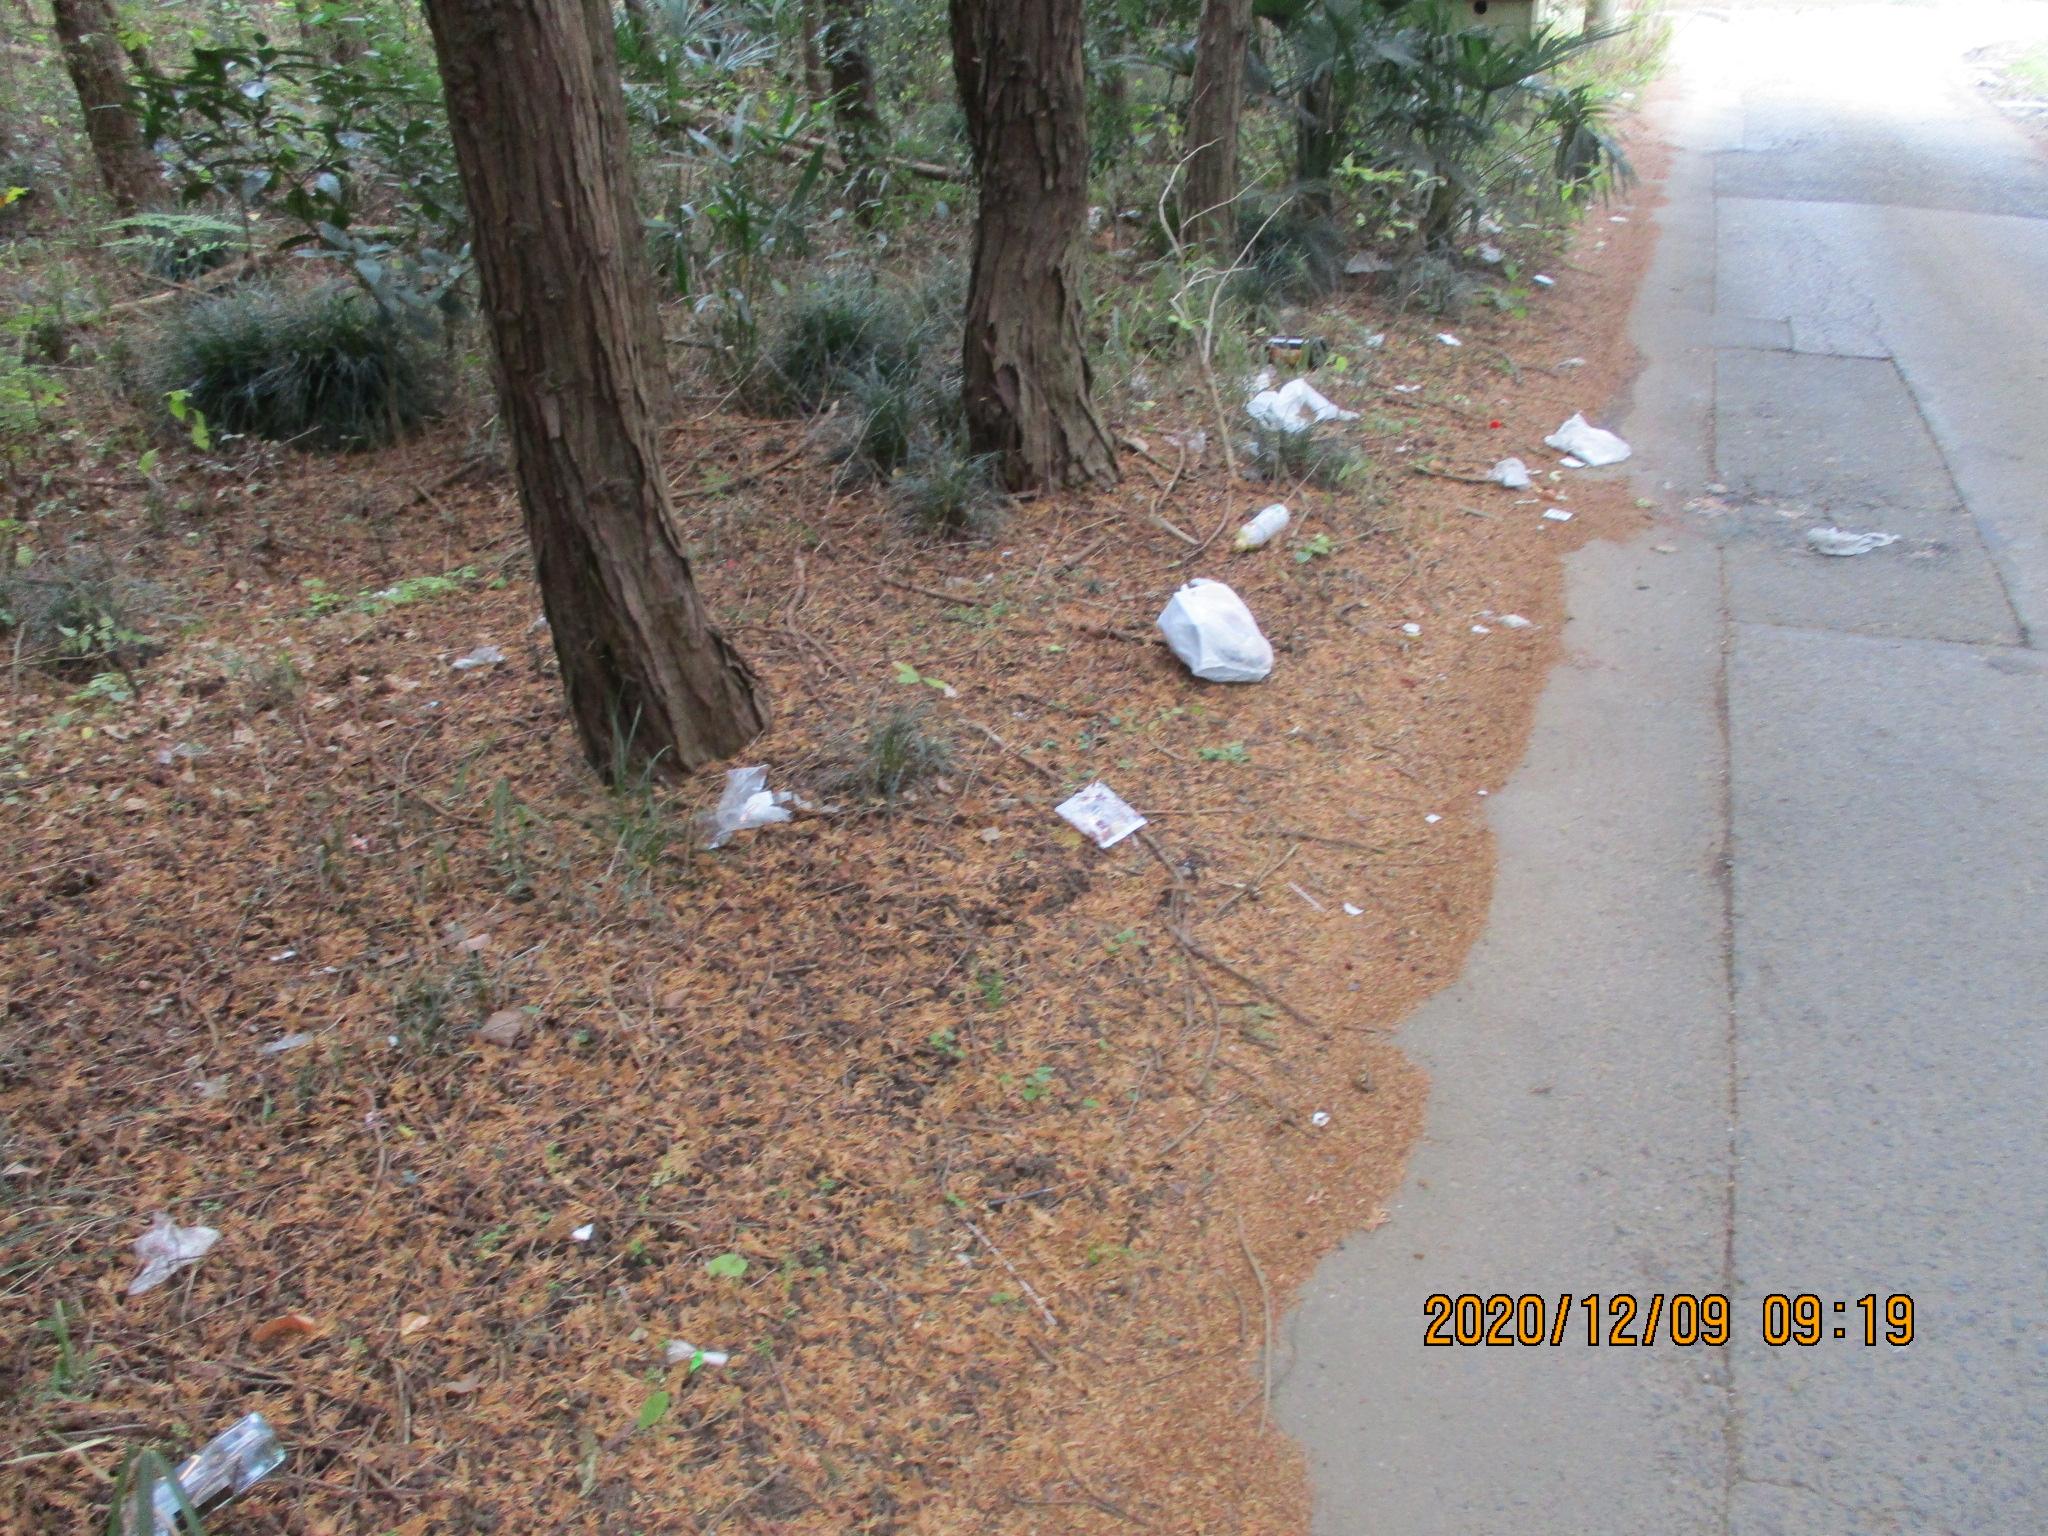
{"left": 949, "top": 0, "right": 1117, "bottom": 495}
{"left": 819, "top": 0, "right": 880, "bottom": 222}
{"left": 421, "top": 0, "right": 766, "bottom": 781}
{"left": 1182, "top": 0, "right": 1250, "bottom": 253}
{"left": 49, "top": 0, "right": 158, "bottom": 214}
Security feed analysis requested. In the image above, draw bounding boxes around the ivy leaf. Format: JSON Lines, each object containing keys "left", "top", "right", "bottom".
{"left": 704, "top": 1252, "right": 747, "bottom": 1280}
{"left": 635, "top": 1390, "right": 670, "bottom": 1430}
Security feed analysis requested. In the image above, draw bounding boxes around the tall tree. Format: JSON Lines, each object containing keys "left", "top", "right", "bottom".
{"left": 421, "top": 0, "right": 766, "bottom": 780}
{"left": 949, "top": 0, "right": 1117, "bottom": 493}
{"left": 49, "top": 0, "right": 158, "bottom": 213}
{"left": 819, "top": 0, "right": 881, "bottom": 221}
{"left": 1182, "top": 0, "right": 1252, "bottom": 253}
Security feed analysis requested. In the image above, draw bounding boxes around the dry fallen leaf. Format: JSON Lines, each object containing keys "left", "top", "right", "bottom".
{"left": 477, "top": 1008, "right": 530, "bottom": 1046}
{"left": 398, "top": 1313, "right": 431, "bottom": 1338}
{"left": 251, "top": 1312, "right": 319, "bottom": 1347}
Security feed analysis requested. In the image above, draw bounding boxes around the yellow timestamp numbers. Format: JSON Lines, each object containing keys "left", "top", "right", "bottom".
{"left": 1422, "top": 1293, "right": 1916, "bottom": 1347}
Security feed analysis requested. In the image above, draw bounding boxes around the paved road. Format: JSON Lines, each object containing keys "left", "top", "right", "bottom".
{"left": 1275, "top": 6, "right": 2048, "bottom": 1533}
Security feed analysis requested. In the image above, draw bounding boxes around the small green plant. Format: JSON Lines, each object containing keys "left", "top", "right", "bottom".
{"left": 635, "top": 1389, "right": 671, "bottom": 1429}
{"left": 975, "top": 970, "right": 1008, "bottom": 1008}
{"left": 927, "top": 1027, "right": 963, "bottom": 1061}
{"left": 705, "top": 1251, "right": 749, "bottom": 1280}
{"left": 1249, "top": 424, "right": 1361, "bottom": 489}
{"left": 302, "top": 565, "right": 477, "bottom": 618}
{"left": 892, "top": 437, "right": 1004, "bottom": 537}
{"left": 849, "top": 705, "right": 953, "bottom": 803}
{"left": 1017, "top": 1065, "right": 1055, "bottom": 1103}
{"left": 152, "top": 282, "right": 444, "bottom": 450}
{"left": 394, "top": 955, "right": 488, "bottom": 1056}
{"left": 1198, "top": 741, "right": 1250, "bottom": 764}
{"left": 1293, "top": 532, "right": 1336, "bottom": 563}
{"left": 109, "top": 1447, "right": 207, "bottom": 1536}
{"left": 36, "top": 1300, "right": 93, "bottom": 1399}
{"left": 104, "top": 212, "right": 241, "bottom": 282}
{"left": 0, "top": 550, "right": 164, "bottom": 674}
{"left": 889, "top": 660, "right": 957, "bottom": 696}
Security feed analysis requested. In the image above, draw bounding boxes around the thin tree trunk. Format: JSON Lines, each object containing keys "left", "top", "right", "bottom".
{"left": 421, "top": 0, "right": 766, "bottom": 781}
{"left": 1183, "top": 0, "right": 1250, "bottom": 253}
{"left": 949, "top": 0, "right": 1117, "bottom": 494}
{"left": 1294, "top": 69, "right": 1338, "bottom": 209}
{"left": 49, "top": 0, "right": 158, "bottom": 214}
{"left": 798, "top": 0, "right": 831, "bottom": 102}
{"left": 819, "top": 0, "right": 880, "bottom": 222}
{"left": 1584, "top": 0, "right": 1620, "bottom": 33}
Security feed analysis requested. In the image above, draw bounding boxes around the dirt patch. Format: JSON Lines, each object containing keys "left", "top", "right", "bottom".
{"left": 1, "top": 149, "right": 1667, "bottom": 1533}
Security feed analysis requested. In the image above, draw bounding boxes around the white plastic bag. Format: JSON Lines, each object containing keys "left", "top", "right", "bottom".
{"left": 701, "top": 766, "right": 794, "bottom": 849}
{"left": 1246, "top": 378, "right": 1359, "bottom": 435}
{"left": 1806, "top": 526, "right": 1899, "bottom": 557}
{"left": 1157, "top": 579, "right": 1274, "bottom": 684}
{"left": 128, "top": 1213, "right": 220, "bottom": 1296}
{"left": 1544, "top": 413, "right": 1631, "bottom": 466}
{"left": 1490, "top": 457, "right": 1532, "bottom": 489}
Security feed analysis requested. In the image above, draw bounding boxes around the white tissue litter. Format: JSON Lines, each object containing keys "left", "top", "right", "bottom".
{"left": 1401, "top": 622, "right": 1422, "bottom": 636}
{"left": 128, "top": 1213, "right": 220, "bottom": 1296}
{"left": 1500, "top": 614, "right": 1534, "bottom": 629}
{"left": 1310, "top": 1111, "right": 1332, "bottom": 1128}
{"left": 666, "top": 1340, "right": 732, "bottom": 1368}
{"left": 1490, "top": 457, "right": 1532, "bottom": 489}
{"left": 701, "top": 767, "right": 812, "bottom": 849}
{"left": 451, "top": 644, "right": 505, "bottom": 672}
{"left": 1545, "top": 414, "right": 1631, "bottom": 466}
{"left": 1157, "top": 579, "right": 1274, "bottom": 683}
{"left": 1246, "top": 378, "right": 1359, "bottom": 434}
{"left": 1437, "top": 333, "right": 1463, "bottom": 347}
{"left": 1343, "top": 903, "right": 1364, "bottom": 917}
{"left": 1056, "top": 782, "right": 1147, "bottom": 850}
{"left": 1806, "top": 526, "right": 1900, "bottom": 557}
{"left": 1533, "top": 274, "right": 1556, "bottom": 287}
{"left": 1234, "top": 504, "right": 1291, "bottom": 551}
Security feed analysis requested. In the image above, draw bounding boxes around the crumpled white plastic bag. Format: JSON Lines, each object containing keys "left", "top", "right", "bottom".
{"left": 1157, "top": 579, "right": 1274, "bottom": 684}
{"left": 1544, "top": 413, "right": 1631, "bottom": 466}
{"left": 1806, "top": 526, "right": 1899, "bottom": 557}
{"left": 1490, "top": 457, "right": 1532, "bottom": 489}
{"left": 129, "top": 1212, "right": 220, "bottom": 1296}
{"left": 1246, "top": 378, "right": 1359, "bottom": 435}
{"left": 701, "top": 766, "right": 796, "bottom": 849}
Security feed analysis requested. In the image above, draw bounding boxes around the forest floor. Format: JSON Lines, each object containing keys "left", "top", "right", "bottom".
{"left": 2, "top": 141, "right": 1664, "bottom": 1534}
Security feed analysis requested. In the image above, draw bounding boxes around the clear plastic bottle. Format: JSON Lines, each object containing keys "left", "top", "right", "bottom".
{"left": 1233, "top": 503, "right": 1291, "bottom": 551}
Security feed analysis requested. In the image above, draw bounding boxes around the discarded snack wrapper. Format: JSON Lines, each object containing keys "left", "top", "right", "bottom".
{"left": 128, "top": 1213, "right": 220, "bottom": 1297}
{"left": 1056, "top": 782, "right": 1147, "bottom": 850}
{"left": 1264, "top": 335, "right": 1330, "bottom": 370}
{"left": 701, "top": 766, "right": 824, "bottom": 850}
{"left": 120, "top": 1412, "right": 286, "bottom": 1535}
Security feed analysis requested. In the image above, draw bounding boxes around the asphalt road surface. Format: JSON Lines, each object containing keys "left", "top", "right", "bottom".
{"left": 1275, "top": 6, "right": 2048, "bottom": 1532}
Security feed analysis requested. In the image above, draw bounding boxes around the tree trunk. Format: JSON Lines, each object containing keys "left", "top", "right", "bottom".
{"left": 1294, "top": 68, "right": 1339, "bottom": 209}
{"left": 819, "top": 0, "right": 881, "bottom": 222}
{"left": 420, "top": 0, "right": 766, "bottom": 781}
{"left": 1182, "top": 0, "right": 1250, "bottom": 253}
{"left": 949, "top": 0, "right": 1117, "bottom": 494}
{"left": 798, "top": 0, "right": 832, "bottom": 104}
{"left": 1584, "top": 0, "right": 1621, "bottom": 32}
{"left": 49, "top": 0, "right": 158, "bottom": 214}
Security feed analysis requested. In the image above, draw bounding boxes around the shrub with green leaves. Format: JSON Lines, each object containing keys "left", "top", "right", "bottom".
{"left": 761, "top": 275, "right": 919, "bottom": 415}
{"left": 152, "top": 283, "right": 444, "bottom": 451}
{"left": 1248, "top": 422, "right": 1361, "bottom": 490}
{"left": 850, "top": 705, "right": 953, "bottom": 802}
{"left": 1230, "top": 197, "right": 1347, "bottom": 314}
{"left": 0, "top": 549, "right": 166, "bottom": 673}
{"left": 891, "top": 437, "right": 1003, "bottom": 537}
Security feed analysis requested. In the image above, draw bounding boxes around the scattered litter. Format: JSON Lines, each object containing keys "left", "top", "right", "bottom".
{"left": 1287, "top": 882, "right": 1324, "bottom": 912}
{"left": 1163, "top": 428, "right": 1208, "bottom": 458}
{"left": 1471, "top": 624, "right": 1491, "bottom": 635}
{"left": 1342, "top": 903, "right": 1364, "bottom": 917}
{"left": 701, "top": 767, "right": 814, "bottom": 850}
{"left": 1234, "top": 503, "right": 1291, "bottom": 551}
{"left": 1557, "top": 356, "right": 1586, "bottom": 369}
{"left": 1533, "top": 273, "right": 1556, "bottom": 287}
{"left": 1157, "top": 579, "right": 1274, "bottom": 683}
{"left": 477, "top": 1009, "right": 530, "bottom": 1047}
{"left": 1266, "top": 335, "right": 1329, "bottom": 369}
{"left": 1500, "top": 614, "right": 1534, "bottom": 629}
{"left": 1477, "top": 242, "right": 1504, "bottom": 264}
{"left": 128, "top": 1213, "right": 220, "bottom": 1297}
{"left": 1490, "top": 457, "right": 1533, "bottom": 489}
{"left": 1652, "top": 543, "right": 1678, "bottom": 554}
{"left": 258, "top": 1032, "right": 314, "bottom": 1056}
{"left": 120, "top": 1412, "right": 286, "bottom": 1536}
{"left": 1425, "top": 813, "right": 1442, "bottom": 825}
{"left": 1246, "top": 377, "right": 1359, "bottom": 434}
{"left": 1437, "top": 332, "right": 1463, "bottom": 347}
{"left": 1363, "top": 332, "right": 1386, "bottom": 349}
{"left": 1806, "top": 526, "right": 1900, "bottom": 557}
{"left": 1545, "top": 414, "right": 1631, "bottom": 466}
{"left": 1391, "top": 383, "right": 1421, "bottom": 394}
{"left": 666, "top": 1340, "right": 732, "bottom": 1368}
{"left": 1543, "top": 508, "right": 1574, "bottom": 523}
{"left": 1310, "top": 1111, "right": 1332, "bottom": 1128}
{"left": 1055, "top": 782, "right": 1146, "bottom": 850}
{"left": 1244, "top": 365, "right": 1276, "bottom": 395}
{"left": 1401, "top": 622, "right": 1422, "bottom": 637}
{"left": 1558, "top": 456, "right": 1586, "bottom": 469}
{"left": 978, "top": 826, "right": 1003, "bottom": 844}
{"left": 1344, "top": 250, "right": 1393, "bottom": 276}
{"left": 268, "top": 948, "right": 296, "bottom": 963}
{"left": 1610, "top": 215, "right": 1629, "bottom": 223}
{"left": 451, "top": 644, "right": 505, "bottom": 672}
{"left": 570, "top": 1223, "right": 595, "bottom": 1243}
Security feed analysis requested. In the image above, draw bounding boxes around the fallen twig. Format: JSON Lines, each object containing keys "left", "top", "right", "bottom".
{"left": 1235, "top": 1211, "right": 1274, "bottom": 1430}
{"left": 963, "top": 1220, "right": 1058, "bottom": 1330}
{"left": 1169, "top": 926, "right": 1323, "bottom": 1035}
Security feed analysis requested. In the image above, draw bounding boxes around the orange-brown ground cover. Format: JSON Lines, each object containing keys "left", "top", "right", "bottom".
{"left": 2, "top": 150, "right": 1662, "bottom": 1534}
